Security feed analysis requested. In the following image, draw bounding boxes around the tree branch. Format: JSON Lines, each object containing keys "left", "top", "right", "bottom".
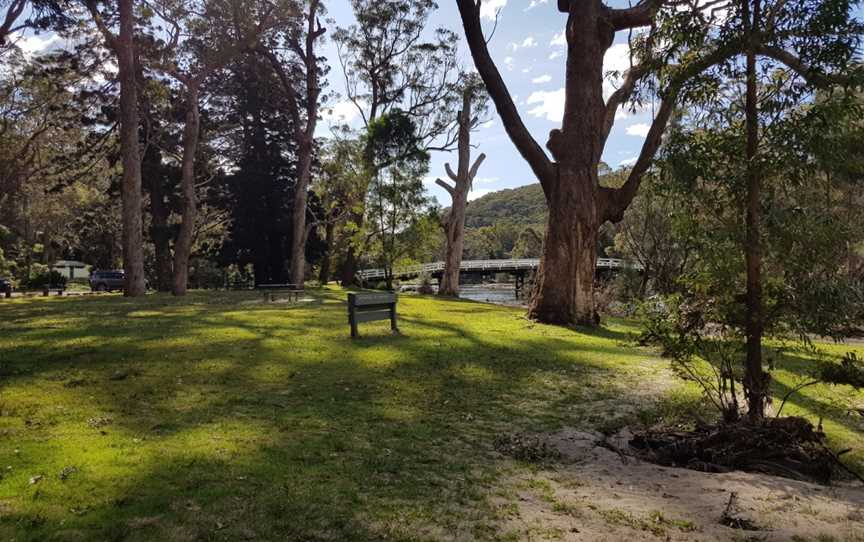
{"left": 456, "top": 0, "right": 555, "bottom": 188}
{"left": 607, "top": 0, "right": 662, "bottom": 30}
{"left": 0, "top": 0, "right": 27, "bottom": 45}
{"left": 445, "top": 162, "right": 458, "bottom": 182}
{"left": 602, "top": 42, "right": 740, "bottom": 222}
{"left": 601, "top": 63, "right": 650, "bottom": 147}
{"left": 85, "top": 0, "right": 118, "bottom": 52}
{"left": 435, "top": 178, "right": 455, "bottom": 197}
{"left": 755, "top": 43, "right": 856, "bottom": 87}
{"left": 468, "top": 152, "right": 486, "bottom": 183}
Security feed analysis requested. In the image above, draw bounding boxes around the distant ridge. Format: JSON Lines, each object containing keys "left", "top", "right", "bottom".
{"left": 464, "top": 183, "right": 547, "bottom": 228}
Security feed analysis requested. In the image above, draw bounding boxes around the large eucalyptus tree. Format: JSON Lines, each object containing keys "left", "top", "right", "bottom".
{"left": 456, "top": 0, "right": 861, "bottom": 327}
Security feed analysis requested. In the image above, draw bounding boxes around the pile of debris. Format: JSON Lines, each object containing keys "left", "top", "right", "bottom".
{"left": 630, "top": 416, "right": 855, "bottom": 484}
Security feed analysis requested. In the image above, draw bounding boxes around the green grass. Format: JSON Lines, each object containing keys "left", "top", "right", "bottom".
{"left": 0, "top": 287, "right": 861, "bottom": 541}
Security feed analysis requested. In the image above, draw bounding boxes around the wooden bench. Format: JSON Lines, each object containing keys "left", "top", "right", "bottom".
{"left": 347, "top": 292, "right": 398, "bottom": 338}
{"left": 256, "top": 283, "right": 303, "bottom": 303}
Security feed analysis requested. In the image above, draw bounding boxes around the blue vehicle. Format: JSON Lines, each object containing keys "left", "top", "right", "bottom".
{"left": 89, "top": 270, "right": 126, "bottom": 292}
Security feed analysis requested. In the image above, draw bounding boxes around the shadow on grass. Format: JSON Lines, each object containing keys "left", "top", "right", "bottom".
{"left": 0, "top": 290, "right": 859, "bottom": 540}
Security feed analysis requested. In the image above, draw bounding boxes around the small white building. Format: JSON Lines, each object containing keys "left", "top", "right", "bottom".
{"left": 52, "top": 260, "right": 91, "bottom": 280}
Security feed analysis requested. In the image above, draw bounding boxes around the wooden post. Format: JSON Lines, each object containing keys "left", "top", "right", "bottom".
{"left": 349, "top": 301, "right": 358, "bottom": 338}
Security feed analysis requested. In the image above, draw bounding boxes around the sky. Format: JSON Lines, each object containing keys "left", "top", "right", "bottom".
{"left": 319, "top": 0, "right": 656, "bottom": 206}
{"left": 8, "top": 0, "right": 656, "bottom": 207}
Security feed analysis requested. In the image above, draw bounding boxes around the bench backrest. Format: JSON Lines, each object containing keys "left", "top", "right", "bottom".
{"left": 256, "top": 283, "right": 301, "bottom": 290}
{"left": 347, "top": 293, "right": 398, "bottom": 337}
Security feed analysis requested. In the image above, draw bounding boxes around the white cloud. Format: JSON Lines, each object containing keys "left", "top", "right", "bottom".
{"left": 468, "top": 188, "right": 494, "bottom": 201}
{"left": 480, "top": 120, "right": 495, "bottom": 129}
{"left": 625, "top": 123, "right": 651, "bottom": 137}
{"left": 10, "top": 32, "right": 62, "bottom": 58}
{"left": 322, "top": 100, "right": 363, "bottom": 125}
{"left": 550, "top": 30, "right": 566, "bottom": 48}
{"left": 473, "top": 176, "right": 500, "bottom": 185}
{"left": 532, "top": 74, "right": 552, "bottom": 84}
{"left": 525, "top": 0, "right": 549, "bottom": 11}
{"left": 549, "top": 51, "right": 562, "bottom": 60}
{"left": 619, "top": 156, "right": 638, "bottom": 167}
{"left": 480, "top": 0, "right": 507, "bottom": 21}
{"left": 509, "top": 36, "right": 537, "bottom": 52}
{"left": 504, "top": 56, "right": 515, "bottom": 71}
{"left": 521, "top": 67, "right": 531, "bottom": 74}
{"left": 527, "top": 88, "right": 565, "bottom": 122}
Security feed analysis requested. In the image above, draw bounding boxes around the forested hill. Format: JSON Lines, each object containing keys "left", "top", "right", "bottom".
{"left": 464, "top": 183, "right": 547, "bottom": 228}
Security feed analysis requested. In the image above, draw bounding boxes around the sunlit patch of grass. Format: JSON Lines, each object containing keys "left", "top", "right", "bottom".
{"left": 0, "top": 287, "right": 860, "bottom": 540}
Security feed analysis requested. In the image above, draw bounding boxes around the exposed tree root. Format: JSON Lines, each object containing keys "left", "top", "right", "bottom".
{"left": 630, "top": 416, "right": 859, "bottom": 485}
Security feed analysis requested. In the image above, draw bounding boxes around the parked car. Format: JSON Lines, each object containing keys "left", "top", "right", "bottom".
{"left": 89, "top": 270, "right": 125, "bottom": 292}
{"left": 0, "top": 277, "right": 12, "bottom": 295}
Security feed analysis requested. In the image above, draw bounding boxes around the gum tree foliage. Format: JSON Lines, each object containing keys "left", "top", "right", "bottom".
{"left": 332, "top": 0, "right": 460, "bottom": 284}
{"left": 456, "top": 0, "right": 863, "bottom": 328}
{"left": 643, "top": 87, "right": 864, "bottom": 421}
{"left": 363, "top": 110, "right": 435, "bottom": 290}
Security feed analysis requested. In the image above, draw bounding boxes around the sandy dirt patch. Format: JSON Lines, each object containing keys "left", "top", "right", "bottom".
{"left": 495, "top": 428, "right": 864, "bottom": 541}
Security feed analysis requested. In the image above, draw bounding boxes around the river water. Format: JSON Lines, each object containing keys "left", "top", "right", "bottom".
{"left": 457, "top": 284, "right": 525, "bottom": 305}
{"left": 401, "top": 283, "right": 526, "bottom": 306}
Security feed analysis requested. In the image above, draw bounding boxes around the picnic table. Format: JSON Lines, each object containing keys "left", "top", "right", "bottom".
{"left": 256, "top": 283, "right": 304, "bottom": 303}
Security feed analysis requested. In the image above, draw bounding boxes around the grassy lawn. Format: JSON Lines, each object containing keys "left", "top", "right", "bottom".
{"left": 0, "top": 287, "right": 861, "bottom": 541}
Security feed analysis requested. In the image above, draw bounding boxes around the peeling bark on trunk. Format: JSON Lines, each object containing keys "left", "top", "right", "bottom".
{"left": 438, "top": 89, "right": 485, "bottom": 297}
{"left": 528, "top": 168, "right": 600, "bottom": 325}
{"left": 527, "top": 1, "right": 610, "bottom": 325}
{"left": 289, "top": 145, "right": 312, "bottom": 285}
{"left": 172, "top": 86, "right": 200, "bottom": 296}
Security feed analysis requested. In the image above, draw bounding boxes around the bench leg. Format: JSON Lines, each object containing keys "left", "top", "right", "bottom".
{"left": 349, "top": 309, "right": 358, "bottom": 338}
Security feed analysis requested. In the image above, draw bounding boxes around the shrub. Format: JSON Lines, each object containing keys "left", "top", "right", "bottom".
{"left": 24, "top": 270, "right": 68, "bottom": 290}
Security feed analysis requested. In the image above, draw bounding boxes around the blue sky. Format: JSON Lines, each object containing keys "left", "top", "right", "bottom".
{"left": 319, "top": 0, "right": 656, "bottom": 206}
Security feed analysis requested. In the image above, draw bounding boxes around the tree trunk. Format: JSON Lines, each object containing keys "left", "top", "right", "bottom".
{"left": 528, "top": 168, "right": 600, "bottom": 325}
{"left": 172, "top": 85, "right": 200, "bottom": 296}
{"left": 339, "top": 211, "right": 363, "bottom": 286}
{"left": 439, "top": 212, "right": 466, "bottom": 296}
{"left": 438, "top": 88, "right": 484, "bottom": 298}
{"left": 743, "top": 0, "right": 768, "bottom": 420}
{"left": 117, "top": 0, "right": 146, "bottom": 296}
{"left": 142, "top": 145, "right": 173, "bottom": 291}
{"left": 318, "top": 220, "right": 335, "bottom": 284}
{"left": 528, "top": 0, "right": 609, "bottom": 325}
{"left": 289, "top": 142, "right": 312, "bottom": 285}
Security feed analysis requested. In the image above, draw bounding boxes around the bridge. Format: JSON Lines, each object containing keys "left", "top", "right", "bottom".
{"left": 357, "top": 258, "right": 641, "bottom": 283}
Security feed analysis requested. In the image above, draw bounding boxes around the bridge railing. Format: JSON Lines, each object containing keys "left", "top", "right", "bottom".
{"left": 357, "top": 258, "right": 642, "bottom": 282}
